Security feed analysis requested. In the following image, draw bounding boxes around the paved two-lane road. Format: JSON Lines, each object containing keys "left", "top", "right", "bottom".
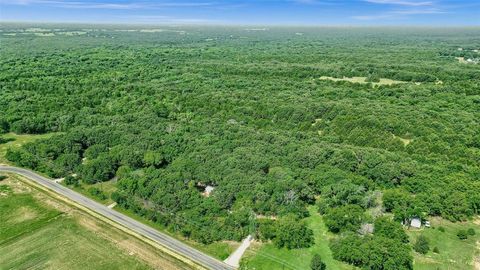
{"left": 0, "top": 166, "right": 235, "bottom": 270}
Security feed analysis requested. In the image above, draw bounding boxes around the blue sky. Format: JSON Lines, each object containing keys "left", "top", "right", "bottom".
{"left": 0, "top": 0, "right": 479, "bottom": 25}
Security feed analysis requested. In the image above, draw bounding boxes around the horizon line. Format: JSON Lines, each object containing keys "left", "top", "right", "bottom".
{"left": 1, "top": 20, "right": 480, "bottom": 28}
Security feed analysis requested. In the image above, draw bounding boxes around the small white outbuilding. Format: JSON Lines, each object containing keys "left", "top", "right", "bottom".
{"left": 205, "top": 185, "right": 215, "bottom": 195}
{"left": 410, "top": 218, "right": 422, "bottom": 229}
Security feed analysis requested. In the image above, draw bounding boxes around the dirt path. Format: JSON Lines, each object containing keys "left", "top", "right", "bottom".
{"left": 224, "top": 235, "right": 253, "bottom": 268}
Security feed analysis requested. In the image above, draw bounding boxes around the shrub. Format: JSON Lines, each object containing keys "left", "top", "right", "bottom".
{"left": 88, "top": 187, "right": 107, "bottom": 200}
{"left": 273, "top": 215, "right": 314, "bottom": 249}
{"left": 467, "top": 228, "right": 476, "bottom": 236}
{"left": 413, "top": 235, "right": 430, "bottom": 254}
{"left": 324, "top": 204, "right": 365, "bottom": 233}
{"left": 331, "top": 233, "right": 413, "bottom": 270}
{"left": 310, "top": 254, "right": 326, "bottom": 270}
{"left": 438, "top": 226, "right": 445, "bottom": 232}
{"left": 64, "top": 175, "right": 79, "bottom": 186}
{"left": 374, "top": 216, "right": 409, "bottom": 243}
{"left": 457, "top": 230, "right": 468, "bottom": 240}
{"left": 256, "top": 219, "right": 277, "bottom": 241}
{"left": 0, "top": 175, "right": 7, "bottom": 181}
{"left": 433, "top": 246, "right": 439, "bottom": 253}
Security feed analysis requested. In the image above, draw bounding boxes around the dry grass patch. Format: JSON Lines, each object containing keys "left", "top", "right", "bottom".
{"left": 75, "top": 213, "right": 191, "bottom": 270}
{"left": 393, "top": 135, "right": 413, "bottom": 146}
{"left": 457, "top": 57, "right": 468, "bottom": 64}
{"left": 11, "top": 206, "right": 38, "bottom": 223}
{"left": 319, "top": 76, "right": 408, "bottom": 87}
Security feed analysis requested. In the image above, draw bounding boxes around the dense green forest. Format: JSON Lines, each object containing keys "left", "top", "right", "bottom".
{"left": 1, "top": 24, "right": 479, "bottom": 269}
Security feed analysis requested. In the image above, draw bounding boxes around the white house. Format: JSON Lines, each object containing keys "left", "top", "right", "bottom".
{"left": 410, "top": 218, "right": 422, "bottom": 229}
{"left": 205, "top": 186, "right": 215, "bottom": 196}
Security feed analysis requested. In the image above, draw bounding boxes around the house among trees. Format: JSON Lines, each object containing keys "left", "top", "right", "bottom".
{"left": 410, "top": 218, "right": 422, "bottom": 229}
{"left": 204, "top": 185, "right": 215, "bottom": 196}
{"left": 195, "top": 182, "right": 216, "bottom": 197}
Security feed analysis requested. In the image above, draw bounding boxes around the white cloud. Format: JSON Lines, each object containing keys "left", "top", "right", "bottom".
{"left": 353, "top": 7, "right": 445, "bottom": 20}
{"left": 392, "top": 8, "right": 444, "bottom": 14}
{"left": 356, "top": 0, "right": 445, "bottom": 21}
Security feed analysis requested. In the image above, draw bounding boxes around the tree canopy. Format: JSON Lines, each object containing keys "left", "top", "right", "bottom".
{"left": 1, "top": 24, "right": 479, "bottom": 261}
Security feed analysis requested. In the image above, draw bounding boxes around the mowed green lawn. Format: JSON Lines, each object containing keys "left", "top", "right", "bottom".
{"left": 0, "top": 132, "right": 58, "bottom": 164}
{"left": 0, "top": 178, "right": 151, "bottom": 270}
{"left": 241, "top": 207, "right": 480, "bottom": 270}
{"left": 241, "top": 206, "right": 355, "bottom": 270}
{"left": 408, "top": 217, "right": 480, "bottom": 270}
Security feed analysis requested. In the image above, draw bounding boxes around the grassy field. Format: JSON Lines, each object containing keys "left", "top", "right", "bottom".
{"left": 240, "top": 207, "right": 480, "bottom": 270}
{"left": 0, "top": 132, "right": 58, "bottom": 164}
{"left": 408, "top": 217, "right": 480, "bottom": 270}
{"left": 0, "top": 175, "right": 191, "bottom": 270}
{"left": 240, "top": 206, "right": 355, "bottom": 270}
